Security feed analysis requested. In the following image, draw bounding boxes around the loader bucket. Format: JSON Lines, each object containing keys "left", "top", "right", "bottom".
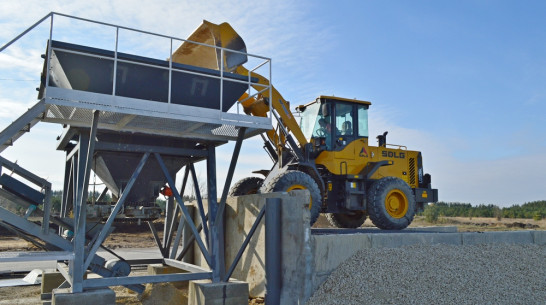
{"left": 171, "top": 20, "right": 247, "bottom": 72}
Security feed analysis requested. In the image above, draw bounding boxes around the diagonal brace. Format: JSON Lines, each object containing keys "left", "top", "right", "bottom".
{"left": 154, "top": 153, "right": 211, "bottom": 267}
{"left": 83, "top": 152, "right": 150, "bottom": 270}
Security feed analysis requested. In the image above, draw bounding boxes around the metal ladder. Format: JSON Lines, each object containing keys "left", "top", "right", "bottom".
{"left": 0, "top": 100, "right": 46, "bottom": 153}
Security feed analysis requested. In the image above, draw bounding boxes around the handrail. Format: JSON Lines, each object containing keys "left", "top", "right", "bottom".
{"left": 0, "top": 13, "right": 53, "bottom": 53}
{"left": 385, "top": 143, "right": 408, "bottom": 150}
{"left": 2, "top": 12, "right": 273, "bottom": 121}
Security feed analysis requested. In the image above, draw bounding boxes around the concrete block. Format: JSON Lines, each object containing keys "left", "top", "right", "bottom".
{"left": 531, "top": 231, "right": 546, "bottom": 245}
{"left": 188, "top": 279, "right": 248, "bottom": 305}
{"left": 42, "top": 270, "right": 88, "bottom": 294}
{"left": 196, "top": 190, "right": 312, "bottom": 301}
{"left": 371, "top": 232, "right": 461, "bottom": 248}
{"left": 462, "top": 231, "right": 534, "bottom": 245}
{"left": 311, "top": 233, "right": 372, "bottom": 292}
{"left": 41, "top": 271, "right": 66, "bottom": 294}
{"left": 312, "top": 234, "right": 371, "bottom": 274}
{"left": 147, "top": 264, "right": 188, "bottom": 289}
{"left": 52, "top": 288, "right": 115, "bottom": 305}
{"left": 277, "top": 191, "right": 314, "bottom": 304}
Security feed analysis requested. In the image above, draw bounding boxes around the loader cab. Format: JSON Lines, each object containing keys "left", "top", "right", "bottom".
{"left": 298, "top": 96, "right": 370, "bottom": 152}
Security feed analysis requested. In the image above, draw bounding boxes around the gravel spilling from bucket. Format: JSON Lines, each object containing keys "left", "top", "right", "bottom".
{"left": 307, "top": 244, "right": 545, "bottom": 305}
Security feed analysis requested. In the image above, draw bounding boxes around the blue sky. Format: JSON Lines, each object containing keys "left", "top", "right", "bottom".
{"left": 0, "top": 0, "right": 545, "bottom": 207}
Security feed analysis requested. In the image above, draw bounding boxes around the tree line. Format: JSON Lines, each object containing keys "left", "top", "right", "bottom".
{"left": 418, "top": 201, "right": 546, "bottom": 220}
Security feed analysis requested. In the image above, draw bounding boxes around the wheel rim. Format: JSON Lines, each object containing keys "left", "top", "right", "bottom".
{"left": 385, "top": 189, "right": 408, "bottom": 218}
{"left": 286, "top": 184, "right": 313, "bottom": 209}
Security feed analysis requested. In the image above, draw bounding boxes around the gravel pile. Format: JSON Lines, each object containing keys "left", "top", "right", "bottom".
{"left": 307, "top": 244, "right": 545, "bottom": 305}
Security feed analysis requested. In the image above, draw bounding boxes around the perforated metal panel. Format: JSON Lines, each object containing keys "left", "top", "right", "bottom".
{"left": 43, "top": 102, "right": 267, "bottom": 141}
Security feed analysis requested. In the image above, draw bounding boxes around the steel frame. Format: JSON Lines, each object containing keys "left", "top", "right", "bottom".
{"left": 44, "top": 124, "right": 251, "bottom": 292}
{"left": 0, "top": 12, "right": 281, "bottom": 298}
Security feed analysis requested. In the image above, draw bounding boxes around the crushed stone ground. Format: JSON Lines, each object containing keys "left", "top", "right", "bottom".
{"left": 307, "top": 244, "right": 545, "bottom": 305}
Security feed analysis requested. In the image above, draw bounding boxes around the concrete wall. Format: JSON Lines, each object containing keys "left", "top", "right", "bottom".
{"left": 191, "top": 191, "right": 313, "bottom": 303}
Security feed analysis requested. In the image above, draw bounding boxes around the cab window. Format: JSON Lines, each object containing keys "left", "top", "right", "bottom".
{"left": 357, "top": 104, "right": 369, "bottom": 137}
{"left": 335, "top": 103, "right": 354, "bottom": 137}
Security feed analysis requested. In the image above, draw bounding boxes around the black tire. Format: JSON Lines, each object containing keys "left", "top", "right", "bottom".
{"left": 262, "top": 170, "right": 322, "bottom": 225}
{"left": 326, "top": 212, "right": 367, "bottom": 228}
{"left": 367, "top": 177, "right": 415, "bottom": 230}
{"left": 229, "top": 177, "right": 264, "bottom": 196}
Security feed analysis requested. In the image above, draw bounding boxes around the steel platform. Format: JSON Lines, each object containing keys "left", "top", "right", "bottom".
{"left": 38, "top": 39, "right": 271, "bottom": 142}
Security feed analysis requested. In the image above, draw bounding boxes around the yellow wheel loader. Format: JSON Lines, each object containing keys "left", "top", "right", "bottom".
{"left": 174, "top": 21, "right": 438, "bottom": 229}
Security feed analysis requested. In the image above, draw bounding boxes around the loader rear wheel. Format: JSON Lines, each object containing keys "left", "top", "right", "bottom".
{"left": 367, "top": 177, "right": 415, "bottom": 230}
{"left": 229, "top": 177, "right": 264, "bottom": 196}
{"left": 326, "top": 212, "right": 367, "bottom": 228}
{"left": 262, "top": 170, "right": 322, "bottom": 225}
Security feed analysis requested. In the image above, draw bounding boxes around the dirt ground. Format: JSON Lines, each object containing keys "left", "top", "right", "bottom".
{"left": 313, "top": 214, "right": 546, "bottom": 231}
{"left": 1, "top": 216, "right": 544, "bottom": 251}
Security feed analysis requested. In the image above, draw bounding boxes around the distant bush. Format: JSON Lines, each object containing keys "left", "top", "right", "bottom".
{"left": 416, "top": 201, "right": 546, "bottom": 219}
{"left": 424, "top": 204, "right": 439, "bottom": 223}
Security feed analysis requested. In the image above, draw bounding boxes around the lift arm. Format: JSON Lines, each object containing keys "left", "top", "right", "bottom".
{"left": 171, "top": 20, "right": 309, "bottom": 158}
{"left": 235, "top": 65, "right": 308, "bottom": 148}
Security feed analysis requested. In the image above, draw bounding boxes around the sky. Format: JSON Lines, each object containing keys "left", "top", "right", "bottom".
{"left": 0, "top": 0, "right": 545, "bottom": 207}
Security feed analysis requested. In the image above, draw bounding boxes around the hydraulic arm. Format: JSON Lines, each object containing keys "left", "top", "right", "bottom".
{"left": 171, "top": 20, "right": 308, "bottom": 162}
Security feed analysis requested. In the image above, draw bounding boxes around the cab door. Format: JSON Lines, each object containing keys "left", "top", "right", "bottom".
{"left": 334, "top": 103, "right": 356, "bottom": 174}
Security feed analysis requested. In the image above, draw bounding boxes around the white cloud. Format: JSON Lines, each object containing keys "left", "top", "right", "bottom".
{"left": 0, "top": 47, "right": 43, "bottom": 73}
{"left": 369, "top": 106, "right": 546, "bottom": 207}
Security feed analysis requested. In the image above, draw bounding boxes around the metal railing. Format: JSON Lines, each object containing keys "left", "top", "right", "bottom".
{"left": 1, "top": 12, "right": 273, "bottom": 125}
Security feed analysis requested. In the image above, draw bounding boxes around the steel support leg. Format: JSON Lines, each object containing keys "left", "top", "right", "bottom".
{"left": 265, "top": 198, "right": 282, "bottom": 305}
{"left": 71, "top": 110, "right": 99, "bottom": 293}
{"left": 206, "top": 145, "right": 224, "bottom": 282}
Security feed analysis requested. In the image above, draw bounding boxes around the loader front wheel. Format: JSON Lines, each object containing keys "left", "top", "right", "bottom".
{"left": 326, "top": 212, "right": 367, "bottom": 228}
{"left": 367, "top": 177, "right": 415, "bottom": 230}
{"left": 262, "top": 170, "right": 322, "bottom": 225}
{"left": 229, "top": 177, "right": 264, "bottom": 196}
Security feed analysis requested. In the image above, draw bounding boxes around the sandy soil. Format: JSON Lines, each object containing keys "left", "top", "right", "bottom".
{"left": 0, "top": 220, "right": 162, "bottom": 251}
{"left": 313, "top": 214, "right": 546, "bottom": 231}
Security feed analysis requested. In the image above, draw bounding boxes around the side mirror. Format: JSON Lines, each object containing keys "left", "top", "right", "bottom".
{"left": 322, "top": 103, "right": 330, "bottom": 117}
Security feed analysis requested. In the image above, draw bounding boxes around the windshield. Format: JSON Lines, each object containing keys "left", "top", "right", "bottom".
{"left": 299, "top": 102, "right": 324, "bottom": 139}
